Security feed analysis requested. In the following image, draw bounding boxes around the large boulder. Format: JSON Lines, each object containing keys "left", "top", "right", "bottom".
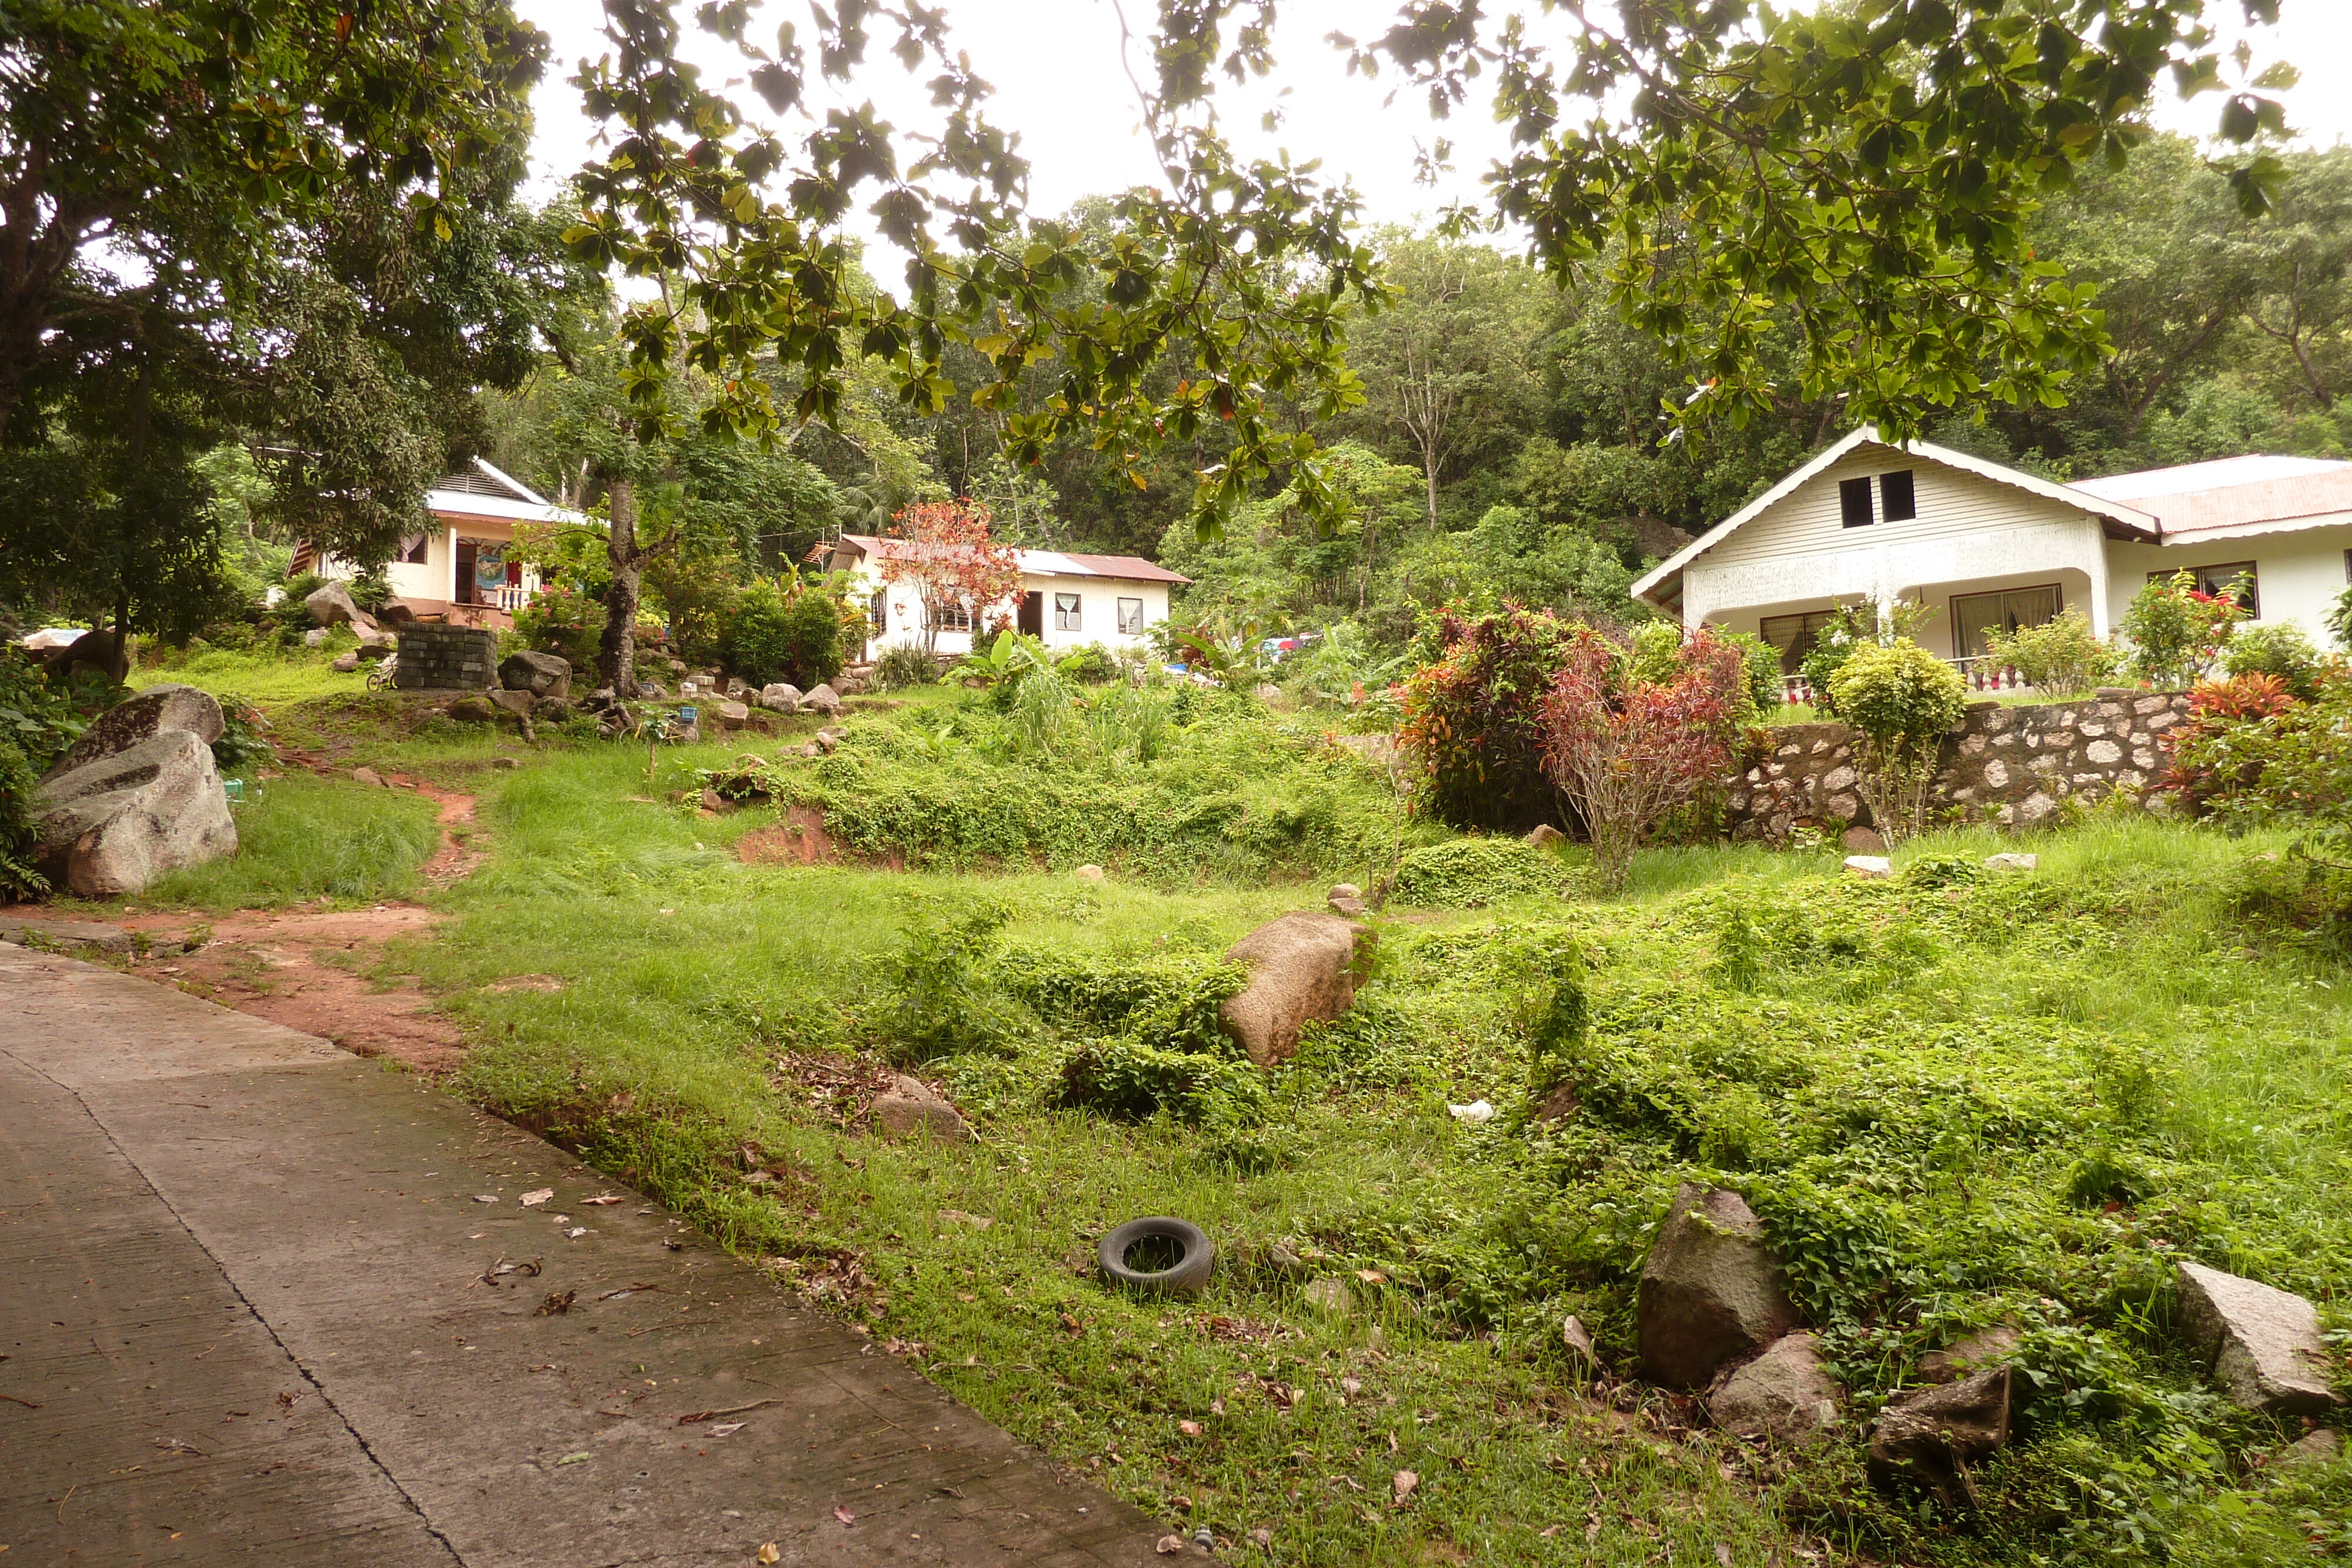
{"left": 1636, "top": 1183, "right": 1798, "bottom": 1388}
{"left": 1867, "top": 1366, "right": 2012, "bottom": 1508}
{"left": 2176, "top": 1261, "right": 2340, "bottom": 1416}
{"left": 499, "top": 648, "right": 572, "bottom": 698}
{"left": 713, "top": 700, "right": 751, "bottom": 731}
{"left": 44, "top": 684, "right": 224, "bottom": 777}
{"left": 36, "top": 730, "right": 238, "bottom": 895}
{"left": 42, "top": 628, "right": 132, "bottom": 684}
{"left": 1918, "top": 1323, "right": 2022, "bottom": 1385}
{"left": 1218, "top": 911, "right": 1375, "bottom": 1067}
{"left": 758, "top": 683, "right": 801, "bottom": 714}
{"left": 1708, "top": 1332, "right": 1842, "bottom": 1446}
{"left": 804, "top": 683, "right": 843, "bottom": 716}
{"left": 448, "top": 696, "right": 498, "bottom": 724}
{"left": 376, "top": 599, "right": 419, "bottom": 626}
{"left": 305, "top": 580, "right": 375, "bottom": 630}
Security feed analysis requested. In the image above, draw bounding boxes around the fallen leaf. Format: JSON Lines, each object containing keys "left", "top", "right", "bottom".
{"left": 554, "top": 1452, "right": 591, "bottom": 1466}
{"left": 584, "top": 1195, "right": 624, "bottom": 1206}
{"left": 1356, "top": 1269, "right": 1388, "bottom": 1285}
{"left": 757, "top": 1545, "right": 780, "bottom": 1565}
{"left": 707, "top": 1422, "right": 745, "bottom": 1437}
{"left": 1341, "top": 1376, "right": 1362, "bottom": 1396}
{"left": 566, "top": 1227, "right": 588, "bottom": 1239}
{"left": 1156, "top": 1536, "right": 1186, "bottom": 1556}
{"left": 1716, "top": 1546, "right": 1735, "bottom": 1568}
{"left": 532, "top": 1290, "right": 576, "bottom": 1316}
{"left": 1539, "top": 1524, "right": 1561, "bottom": 1539}
{"left": 833, "top": 1506, "right": 856, "bottom": 1526}
{"left": 936, "top": 1210, "right": 993, "bottom": 1230}
{"left": 1392, "top": 1469, "right": 1419, "bottom": 1506}
{"left": 473, "top": 1194, "right": 497, "bottom": 1203}
{"left": 520, "top": 1189, "right": 554, "bottom": 1208}
{"left": 1178, "top": 1420, "right": 1202, "bottom": 1437}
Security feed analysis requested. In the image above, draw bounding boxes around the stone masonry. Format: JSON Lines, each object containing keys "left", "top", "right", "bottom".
{"left": 392, "top": 624, "right": 500, "bottom": 691}
{"left": 1728, "top": 688, "right": 2194, "bottom": 839}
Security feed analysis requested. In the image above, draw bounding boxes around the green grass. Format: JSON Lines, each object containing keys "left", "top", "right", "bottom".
{"left": 95, "top": 671, "right": 2352, "bottom": 1564}
{"left": 128, "top": 773, "right": 445, "bottom": 911}
{"left": 137, "top": 639, "right": 376, "bottom": 706}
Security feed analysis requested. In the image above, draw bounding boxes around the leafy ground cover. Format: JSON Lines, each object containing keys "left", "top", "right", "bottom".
{"left": 50, "top": 688, "right": 2352, "bottom": 1566}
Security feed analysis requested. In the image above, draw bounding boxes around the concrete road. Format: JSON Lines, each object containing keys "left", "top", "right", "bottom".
{"left": 0, "top": 942, "right": 1185, "bottom": 1566}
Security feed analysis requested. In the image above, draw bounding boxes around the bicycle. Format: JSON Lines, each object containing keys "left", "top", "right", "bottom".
{"left": 365, "top": 653, "right": 399, "bottom": 691}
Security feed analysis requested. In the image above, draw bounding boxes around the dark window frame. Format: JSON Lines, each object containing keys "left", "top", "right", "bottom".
{"left": 1879, "top": 469, "right": 1917, "bottom": 522}
{"left": 2150, "top": 561, "right": 2259, "bottom": 618}
{"left": 1949, "top": 582, "right": 2065, "bottom": 660}
{"left": 1759, "top": 609, "right": 1843, "bottom": 676}
{"left": 1839, "top": 476, "right": 1875, "bottom": 528}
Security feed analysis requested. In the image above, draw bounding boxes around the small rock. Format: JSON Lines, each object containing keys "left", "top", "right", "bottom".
{"left": 352, "top": 767, "right": 386, "bottom": 788}
{"left": 713, "top": 700, "right": 750, "bottom": 730}
{"left": 811, "top": 730, "right": 839, "bottom": 754}
{"left": 331, "top": 651, "right": 362, "bottom": 673}
{"left": 1328, "top": 894, "right": 1368, "bottom": 918}
{"left": 1265, "top": 1242, "right": 1309, "bottom": 1279}
{"left": 489, "top": 689, "right": 536, "bottom": 720}
{"left": 1840, "top": 824, "right": 1886, "bottom": 854}
{"left": 804, "top": 683, "right": 843, "bottom": 716}
{"left": 1074, "top": 864, "right": 1105, "bottom": 883}
{"left": 1867, "top": 1366, "right": 2012, "bottom": 1507}
{"left": 355, "top": 626, "right": 395, "bottom": 650}
{"left": 1843, "top": 854, "right": 1892, "bottom": 879}
{"left": 700, "top": 788, "right": 726, "bottom": 813}
{"left": 490, "top": 757, "right": 521, "bottom": 770}
{"left": 1300, "top": 1277, "right": 1352, "bottom": 1315}
{"left": 448, "top": 696, "right": 497, "bottom": 723}
{"left": 1562, "top": 1314, "right": 1596, "bottom": 1365}
{"left": 303, "top": 627, "right": 328, "bottom": 648}
{"left": 1526, "top": 823, "right": 1568, "bottom": 850}
{"left": 635, "top": 680, "right": 669, "bottom": 700}
{"left": 1328, "top": 882, "right": 1362, "bottom": 901}
{"left": 1919, "top": 1323, "right": 2022, "bottom": 1385}
{"left": 1219, "top": 911, "right": 1375, "bottom": 1068}
{"left": 376, "top": 599, "right": 417, "bottom": 625}
{"left": 1637, "top": 1183, "right": 1799, "bottom": 1388}
{"left": 2176, "top": 1260, "right": 2340, "bottom": 1416}
{"left": 758, "top": 683, "right": 801, "bottom": 714}
{"left": 499, "top": 649, "right": 572, "bottom": 697}
{"left": 2274, "top": 1428, "right": 2341, "bottom": 1468}
{"left": 1446, "top": 1099, "right": 1495, "bottom": 1124}
{"left": 1981, "top": 852, "right": 2038, "bottom": 872}
{"left": 870, "top": 1075, "right": 973, "bottom": 1143}
{"left": 1709, "top": 1332, "right": 1842, "bottom": 1445}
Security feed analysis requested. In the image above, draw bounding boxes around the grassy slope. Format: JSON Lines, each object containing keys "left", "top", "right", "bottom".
{"left": 80, "top": 680, "right": 2352, "bottom": 1564}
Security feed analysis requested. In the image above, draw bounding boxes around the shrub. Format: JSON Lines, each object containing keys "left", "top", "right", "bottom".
{"left": 1539, "top": 626, "right": 1747, "bottom": 891}
{"left": 210, "top": 694, "right": 276, "bottom": 773}
{"left": 1981, "top": 607, "right": 2120, "bottom": 698}
{"left": 1798, "top": 599, "right": 1931, "bottom": 716}
{"left": 0, "top": 737, "right": 48, "bottom": 897}
{"left": 514, "top": 582, "right": 607, "bottom": 673}
{"left": 2221, "top": 622, "right": 2323, "bottom": 698}
{"left": 1828, "top": 640, "right": 1967, "bottom": 843}
{"left": 996, "top": 947, "right": 1248, "bottom": 1051}
{"left": 720, "top": 579, "right": 846, "bottom": 689}
{"left": 876, "top": 898, "right": 1023, "bottom": 1062}
{"left": 1055, "top": 1035, "right": 1264, "bottom": 1122}
{"left": 1057, "top": 642, "right": 1120, "bottom": 685}
{"left": 2120, "top": 569, "right": 2246, "bottom": 688}
{"left": 0, "top": 646, "right": 82, "bottom": 772}
{"left": 871, "top": 642, "right": 937, "bottom": 691}
{"left": 1392, "top": 837, "right": 1563, "bottom": 906}
{"left": 1396, "top": 602, "right": 1572, "bottom": 831}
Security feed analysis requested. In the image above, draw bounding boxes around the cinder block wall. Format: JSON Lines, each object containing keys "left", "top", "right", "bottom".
{"left": 393, "top": 625, "right": 500, "bottom": 691}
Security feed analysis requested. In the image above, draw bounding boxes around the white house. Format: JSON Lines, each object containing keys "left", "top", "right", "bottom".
{"left": 298, "top": 458, "right": 584, "bottom": 628}
{"left": 823, "top": 533, "right": 1191, "bottom": 659}
{"left": 1631, "top": 429, "right": 2352, "bottom": 694}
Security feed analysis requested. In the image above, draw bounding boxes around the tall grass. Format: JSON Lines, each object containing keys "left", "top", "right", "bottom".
{"left": 136, "top": 775, "right": 443, "bottom": 911}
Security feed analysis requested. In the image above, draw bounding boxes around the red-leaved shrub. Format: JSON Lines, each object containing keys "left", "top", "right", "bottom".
{"left": 1539, "top": 627, "right": 1746, "bottom": 890}
{"left": 1396, "top": 603, "right": 1573, "bottom": 831}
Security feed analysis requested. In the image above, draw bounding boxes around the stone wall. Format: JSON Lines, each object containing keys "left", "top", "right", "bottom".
{"left": 393, "top": 624, "right": 499, "bottom": 691}
{"left": 1728, "top": 688, "right": 2194, "bottom": 838}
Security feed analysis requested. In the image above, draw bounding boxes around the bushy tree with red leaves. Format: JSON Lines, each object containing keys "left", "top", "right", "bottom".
{"left": 1395, "top": 603, "right": 1574, "bottom": 833}
{"left": 882, "top": 500, "right": 1024, "bottom": 655}
{"left": 1540, "top": 627, "right": 1748, "bottom": 890}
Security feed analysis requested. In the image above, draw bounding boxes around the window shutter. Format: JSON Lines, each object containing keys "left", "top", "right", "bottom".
{"left": 1839, "top": 477, "right": 1875, "bottom": 528}
{"left": 1879, "top": 470, "right": 1916, "bottom": 521}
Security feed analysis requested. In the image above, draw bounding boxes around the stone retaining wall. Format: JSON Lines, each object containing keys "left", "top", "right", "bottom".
{"left": 1728, "top": 688, "right": 2195, "bottom": 838}
{"left": 393, "top": 624, "right": 499, "bottom": 691}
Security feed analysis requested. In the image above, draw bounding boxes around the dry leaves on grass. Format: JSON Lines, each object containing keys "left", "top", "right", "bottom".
{"left": 770, "top": 1052, "right": 899, "bottom": 1128}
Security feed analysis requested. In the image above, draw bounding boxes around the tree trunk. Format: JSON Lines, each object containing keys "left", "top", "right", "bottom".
{"left": 599, "top": 477, "right": 640, "bottom": 694}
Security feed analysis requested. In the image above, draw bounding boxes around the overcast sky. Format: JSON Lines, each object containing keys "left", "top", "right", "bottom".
{"left": 513, "top": 1, "right": 2352, "bottom": 248}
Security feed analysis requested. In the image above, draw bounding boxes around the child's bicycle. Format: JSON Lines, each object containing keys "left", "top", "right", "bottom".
{"left": 365, "top": 653, "right": 398, "bottom": 691}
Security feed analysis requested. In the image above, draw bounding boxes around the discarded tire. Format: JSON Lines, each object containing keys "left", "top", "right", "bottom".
{"left": 1097, "top": 1216, "right": 1215, "bottom": 1297}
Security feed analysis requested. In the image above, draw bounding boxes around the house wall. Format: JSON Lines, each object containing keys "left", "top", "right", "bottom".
{"left": 325, "top": 518, "right": 540, "bottom": 613}
{"left": 1727, "top": 690, "right": 2194, "bottom": 838}
{"left": 1683, "top": 447, "right": 2115, "bottom": 637}
{"left": 2101, "top": 521, "right": 2352, "bottom": 645}
{"left": 849, "top": 563, "right": 1170, "bottom": 658}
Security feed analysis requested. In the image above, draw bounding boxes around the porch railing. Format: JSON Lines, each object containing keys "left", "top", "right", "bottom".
{"left": 466, "top": 583, "right": 536, "bottom": 612}
{"left": 1781, "top": 655, "right": 2032, "bottom": 708}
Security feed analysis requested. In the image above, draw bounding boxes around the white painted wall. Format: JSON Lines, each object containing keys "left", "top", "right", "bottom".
{"left": 2102, "top": 523, "right": 2352, "bottom": 643}
{"left": 847, "top": 561, "right": 1171, "bottom": 660}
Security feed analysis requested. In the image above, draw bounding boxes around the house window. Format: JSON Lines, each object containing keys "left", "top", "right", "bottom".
{"left": 1951, "top": 584, "right": 2063, "bottom": 660}
{"left": 399, "top": 533, "right": 429, "bottom": 565}
{"left": 1839, "top": 476, "right": 1875, "bottom": 528}
{"left": 1759, "top": 609, "right": 1843, "bottom": 676}
{"left": 869, "top": 589, "right": 887, "bottom": 634}
{"left": 2151, "top": 561, "right": 2259, "bottom": 617}
{"left": 1054, "top": 592, "right": 1081, "bottom": 632}
{"left": 930, "top": 598, "right": 973, "bottom": 633}
{"left": 1117, "top": 597, "right": 1144, "bottom": 636}
{"left": 1879, "top": 470, "right": 1916, "bottom": 522}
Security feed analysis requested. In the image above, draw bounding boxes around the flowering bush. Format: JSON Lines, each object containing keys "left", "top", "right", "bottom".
{"left": 1396, "top": 602, "right": 1573, "bottom": 831}
{"left": 2220, "top": 623, "right": 2324, "bottom": 699}
{"left": 2120, "top": 570, "right": 2246, "bottom": 688}
{"left": 2158, "top": 673, "right": 2300, "bottom": 810}
{"left": 1539, "top": 626, "right": 1746, "bottom": 890}
{"left": 1828, "top": 640, "right": 1967, "bottom": 842}
{"left": 514, "top": 582, "right": 606, "bottom": 673}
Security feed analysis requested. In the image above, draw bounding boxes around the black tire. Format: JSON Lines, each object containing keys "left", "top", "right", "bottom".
{"left": 1097, "top": 1216, "right": 1215, "bottom": 1297}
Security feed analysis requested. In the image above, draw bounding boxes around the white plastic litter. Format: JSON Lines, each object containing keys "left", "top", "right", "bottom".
{"left": 1447, "top": 1099, "right": 1496, "bottom": 1124}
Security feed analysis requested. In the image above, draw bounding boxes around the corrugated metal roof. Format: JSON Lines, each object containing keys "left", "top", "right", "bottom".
{"left": 2073, "top": 457, "right": 2352, "bottom": 538}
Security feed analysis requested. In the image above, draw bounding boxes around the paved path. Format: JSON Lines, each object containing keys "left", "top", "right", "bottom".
{"left": 0, "top": 943, "right": 1182, "bottom": 1566}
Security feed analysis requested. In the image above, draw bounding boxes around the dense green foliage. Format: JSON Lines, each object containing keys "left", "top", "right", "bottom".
{"left": 1391, "top": 838, "right": 1566, "bottom": 908}
{"left": 717, "top": 580, "right": 850, "bottom": 690}
{"left": 1829, "top": 643, "right": 1970, "bottom": 841}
